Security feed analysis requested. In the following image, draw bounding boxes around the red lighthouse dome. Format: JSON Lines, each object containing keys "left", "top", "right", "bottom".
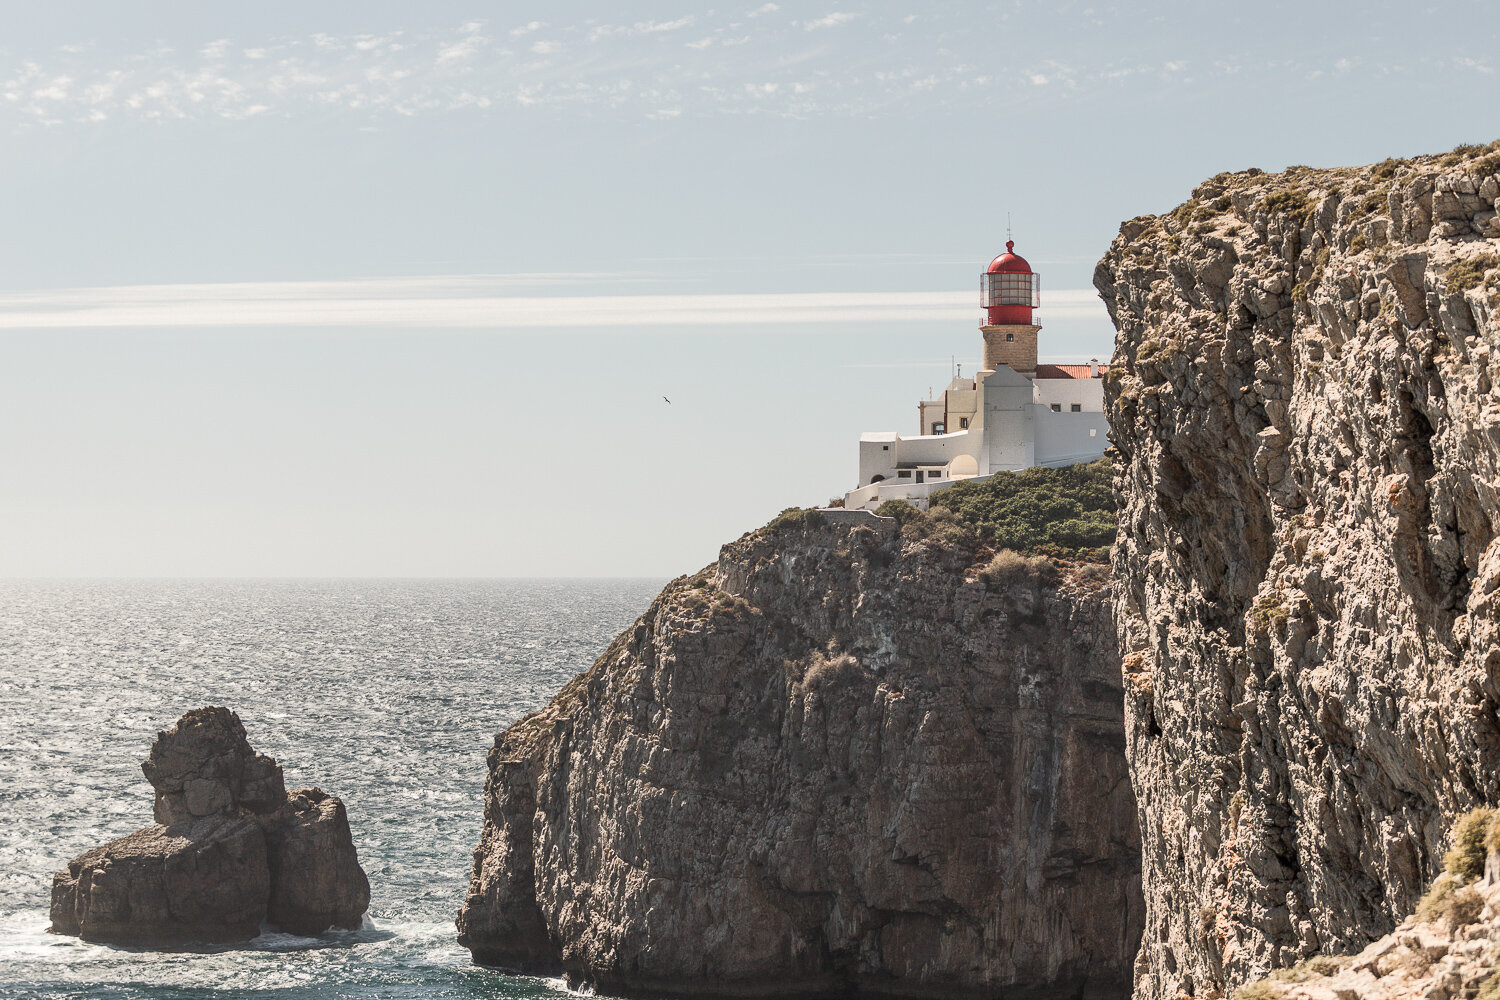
{"left": 981, "top": 240, "right": 1040, "bottom": 325}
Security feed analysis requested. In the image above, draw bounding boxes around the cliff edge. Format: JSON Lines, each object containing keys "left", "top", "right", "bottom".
{"left": 1096, "top": 143, "right": 1500, "bottom": 999}
{"left": 458, "top": 509, "right": 1142, "bottom": 998}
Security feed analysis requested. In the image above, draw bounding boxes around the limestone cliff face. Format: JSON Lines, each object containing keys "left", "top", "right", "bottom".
{"left": 458, "top": 515, "right": 1142, "bottom": 998}
{"left": 1095, "top": 145, "right": 1500, "bottom": 1000}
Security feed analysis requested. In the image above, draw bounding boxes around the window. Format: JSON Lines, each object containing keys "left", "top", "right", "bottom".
{"left": 1050, "top": 403, "right": 1061, "bottom": 412}
{"left": 1071, "top": 403, "right": 1082, "bottom": 412}
{"left": 882, "top": 445, "right": 889, "bottom": 451}
{"left": 930, "top": 470, "right": 942, "bottom": 478}
{"left": 1005, "top": 333, "right": 1015, "bottom": 342}
{"left": 932, "top": 422, "right": 946, "bottom": 434}
{"left": 959, "top": 417, "right": 969, "bottom": 429}
{"left": 897, "top": 471, "right": 912, "bottom": 479}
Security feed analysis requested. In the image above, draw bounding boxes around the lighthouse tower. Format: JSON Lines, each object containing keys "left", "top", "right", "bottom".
{"left": 979, "top": 240, "right": 1040, "bottom": 375}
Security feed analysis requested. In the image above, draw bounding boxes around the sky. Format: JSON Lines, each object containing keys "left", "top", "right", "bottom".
{"left": 2, "top": 0, "right": 1497, "bottom": 577}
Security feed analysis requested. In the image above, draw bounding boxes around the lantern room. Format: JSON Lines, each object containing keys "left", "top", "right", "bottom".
{"left": 980, "top": 240, "right": 1040, "bottom": 326}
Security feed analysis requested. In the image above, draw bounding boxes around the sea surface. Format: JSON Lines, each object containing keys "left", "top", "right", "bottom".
{"left": 0, "top": 579, "right": 666, "bottom": 1000}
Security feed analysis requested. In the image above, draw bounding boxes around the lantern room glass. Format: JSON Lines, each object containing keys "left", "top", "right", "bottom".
{"left": 981, "top": 272, "right": 1040, "bottom": 308}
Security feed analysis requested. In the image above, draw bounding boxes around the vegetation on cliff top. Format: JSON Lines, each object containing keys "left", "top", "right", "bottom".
{"left": 876, "top": 457, "right": 1115, "bottom": 562}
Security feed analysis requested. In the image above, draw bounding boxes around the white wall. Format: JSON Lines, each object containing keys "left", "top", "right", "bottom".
{"left": 1034, "top": 376, "right": 1106, "bottom": 411}
{"left": 1033, "top": 408, "right": 1109, "bottom": 466}
{"left": 981, "top": 367, "right": 1034, "bottom": 472}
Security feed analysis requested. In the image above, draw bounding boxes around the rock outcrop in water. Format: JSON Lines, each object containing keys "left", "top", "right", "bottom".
{"left": 1095, "top": 142, "right": 1500, "bottom": 999}
{"left": 458, "top": 513, "right": 1142, "bottom": 998}
{"left": 50, "top": 707, "right": 370, "bottom": 946}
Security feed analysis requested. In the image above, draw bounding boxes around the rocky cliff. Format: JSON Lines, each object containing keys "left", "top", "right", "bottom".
{"left": 458, "top": 512, "right": 1142, "bottom": 998}
{"left": 51, "top": 707, "right": 370, "bottom": 945}
{"left": 1096, "top": 143, "right": 1500, "bottom": 1000}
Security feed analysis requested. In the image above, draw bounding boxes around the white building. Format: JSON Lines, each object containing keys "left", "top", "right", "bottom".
{"left": 844, "top": 241, "right": 1109, "bottom": 510}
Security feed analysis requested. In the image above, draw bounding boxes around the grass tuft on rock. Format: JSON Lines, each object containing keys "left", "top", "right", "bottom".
{"left": 1446, "top": 808, "right": 1496, "bottom": 881}
{"left": 1261, "top": 188, "right": 1315, "bottom": 227}
{"left": 1446, "top": 254, "right": 1500, "bottom": 294}
{"left": 1414, "top": 807, "right": 1498, "bottom": 925}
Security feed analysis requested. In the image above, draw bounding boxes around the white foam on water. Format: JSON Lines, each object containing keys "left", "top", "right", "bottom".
{"left": 540, "top": 976, "right": 599, "bottom": 997}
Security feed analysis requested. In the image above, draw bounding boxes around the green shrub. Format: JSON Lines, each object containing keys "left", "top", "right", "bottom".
{"left": 1447, "top": 255, "right": 1500, "bottom": 293}
{"left": 1471, "top": 152, "right": 1500, "bottom": 178}
{"left": 978, "top": 549, "right": 1056, "bottom": 589}
{"left": 1416, "top": 871, "right": 1456, "bottom": 923}
{"left": 766, "top": 507, "right": 825, "bottom": 532}
{"left": 1271, "top": 955, "right": 1347, "bottom": 982}
{"left": 1234, "top": 980, "right": 1278, "bottom": 1000}
{"left": 1444, "top": 807, "right": 1496, "bottom": 880}
{"left": 874, "top": 499, "right": 922, "bottom": 523}
{"left": 1412, "top": 807, "right": 1499, "bottom": 925}
{"left": 1261, "top": 188, "right": 1315, "bottom": 227}
{"left": 1445, "top": 885, "right": 1484, "bottom": 929}
{"left": 1372, "top": 157, "right": 1405, "bottom": 180}
{"left": 1248, "top": 593, "right": 1289, "bottom": 631}
{"left": 926, "top": 458, "right": 1115, "bottom": 561}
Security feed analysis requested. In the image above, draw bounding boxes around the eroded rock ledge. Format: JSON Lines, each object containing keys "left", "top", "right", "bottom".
{"left": 1096, "top": 143, "right": 1500, "bottom": 1000}
{"left": 50, "top": 707, "right": 370, "bottom": 946}
{"left": 458, "top": 515, "right": 1142, "bottom": 999}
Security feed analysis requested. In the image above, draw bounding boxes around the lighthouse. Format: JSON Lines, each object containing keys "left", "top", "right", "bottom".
{"left": 844, "top": 237, "right": 1110, "bottom": 510}
{"left": 979, "top": 240, "right": 1040, "bottom": 375}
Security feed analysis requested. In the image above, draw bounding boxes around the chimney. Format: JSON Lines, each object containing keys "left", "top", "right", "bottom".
{"left": 1090, "top": 357, "right": 1100, "bottom": 378}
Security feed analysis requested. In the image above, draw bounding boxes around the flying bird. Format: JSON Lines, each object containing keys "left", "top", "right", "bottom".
{"left": 663, "top": 396, "right": 671, "bottom": 404}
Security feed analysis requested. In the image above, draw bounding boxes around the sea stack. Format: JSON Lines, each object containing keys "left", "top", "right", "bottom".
{"left": 50, "top": 707, "right": 370, "bottom": 946}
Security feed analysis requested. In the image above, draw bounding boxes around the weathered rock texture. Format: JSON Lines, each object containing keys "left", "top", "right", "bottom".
{"left": 1238, "top": 839, "right": 1500, "bottom": 1000}
{"left": 458, "top": 516, "right": 1143, "bottom": 998}
{"left": 1096, "top": 144, "right": 1500, "bottom": 1000}
{"left": 50, "top": 707, "right": 370, "bottom": 946}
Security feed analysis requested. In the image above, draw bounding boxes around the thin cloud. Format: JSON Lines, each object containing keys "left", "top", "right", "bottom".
{"left": 5, "top": 12, "right": 1450, "bottom": 126}
{"left": 0, "top": 277, "right": 1108, "bottom": 330}
{"left": 804, "top": 12, "right": 859, "bottom": 30}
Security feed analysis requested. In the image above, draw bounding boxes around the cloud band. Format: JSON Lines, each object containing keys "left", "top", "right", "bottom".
{"left": 0, "top": 279, "right": 1108, "bottom": 330}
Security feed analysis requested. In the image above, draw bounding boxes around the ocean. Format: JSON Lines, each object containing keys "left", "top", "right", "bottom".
{"left": 0, "top": 579, "right": 665, "bottom": 1000}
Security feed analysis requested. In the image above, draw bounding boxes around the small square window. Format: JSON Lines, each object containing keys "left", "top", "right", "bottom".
{"left": 1071, "top": 403, "right": 1082, "bottom": 412}
{"left": 932, "top": 422, "right": 946, "bottom": 434}
{"left": 882, "top": 445, "right": 889, "bottom": 451}
{"left": 1005, "top": 333, "right": 1015, "bottom": 342}
{"left": 1050, "top": 403, "right": 1061, "bottom": 412}
{"left": 959, "top": 417, "right": 969, "bottom": 429}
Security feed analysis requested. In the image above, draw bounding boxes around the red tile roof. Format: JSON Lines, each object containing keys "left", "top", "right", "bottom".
{"left": 1034, "top": 363, "right": 1109, "bottom": 379}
